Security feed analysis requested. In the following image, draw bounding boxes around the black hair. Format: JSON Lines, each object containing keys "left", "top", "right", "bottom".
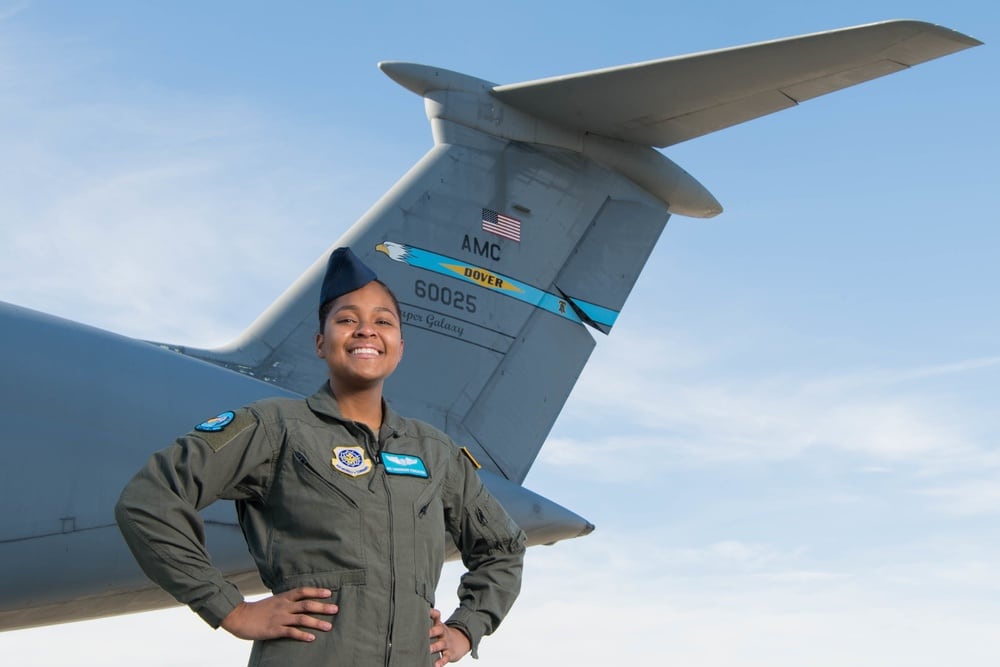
{"left": 318, "top": 279, "right": 402, "bottom": 334}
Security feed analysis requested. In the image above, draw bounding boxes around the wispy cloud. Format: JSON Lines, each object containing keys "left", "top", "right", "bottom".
{"left": 919, "top": 480, "right": 1000, "bottom": 516}
{"left": 804, "top": 355, "right": 1000, "bottom": 392}
{"left": 0, "top": 39, "right": 365, "bottom": 346}
{"left": 0, "top": 1, "right": 30, "bottom": 22}
{"left": 549, "top": 328, "right": 997, "bottom": 477}
{"left": 445, "top": 531, "right": 1000, "bottom": 666}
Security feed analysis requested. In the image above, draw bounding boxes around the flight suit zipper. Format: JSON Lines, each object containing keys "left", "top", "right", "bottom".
{"left": 350, "top": 422, "right": 396, "bottom": 666}
{"left": 376, "top": 430, "right": 397, "bottom": 667}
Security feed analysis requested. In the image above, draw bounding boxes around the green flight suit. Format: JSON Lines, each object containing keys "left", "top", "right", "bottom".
{"left": 115, "top": 383, "right": 525, "bottom": 666}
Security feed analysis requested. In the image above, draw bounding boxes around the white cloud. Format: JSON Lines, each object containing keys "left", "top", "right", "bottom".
{"left": 0, "top": 45, "right": 360, "bottom": 346}
{"left": 10, "top": 531, "right": 999, "bottom": 667}
{"left": 0, "top": 0, "right": 30, "bottom": 22}
{"left": 461, "top": 532, "right": 1000, "bottom": 666}
{"left": 550, "top": 328, "right": 997, "bottom": 477}
{"left": 920, "top": 479, "right": 1000, "bottom": 516}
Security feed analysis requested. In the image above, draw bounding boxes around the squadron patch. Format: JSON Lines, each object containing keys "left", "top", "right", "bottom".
{"left": 195, "top": 411, "right": 235, "bottom": 433}
{"left": 382, "top": 452, "right": 429, "bottom": 478}
{"left": 332, "top": 446, "right": 373, "bottom": 477}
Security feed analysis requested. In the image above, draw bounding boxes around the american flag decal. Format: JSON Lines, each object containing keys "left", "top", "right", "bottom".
{"left": 481, "top": 208, "right": 521, "bottom": 242}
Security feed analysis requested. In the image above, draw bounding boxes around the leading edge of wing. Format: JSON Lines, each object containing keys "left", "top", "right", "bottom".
{"left": 491, "top": 20, "right": 982, "bottom": 148}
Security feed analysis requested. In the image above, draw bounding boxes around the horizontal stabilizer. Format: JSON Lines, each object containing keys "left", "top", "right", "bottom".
{"left": 491, "top": 20, "right": 981, "bottom": 147}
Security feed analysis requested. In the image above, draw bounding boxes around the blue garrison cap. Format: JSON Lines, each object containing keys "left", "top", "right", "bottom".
{"left": 319, "top": 247, "right": 378, "bottom": 307}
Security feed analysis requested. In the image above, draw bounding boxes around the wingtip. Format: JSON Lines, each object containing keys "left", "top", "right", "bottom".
{"left": 876, "top": 19, "right": 984, "bottom": 62}
{"left": 378, "top": 61, "right": 430, "bottom": 96}
{"left": 893, "top": 19, "right": 983, "bottom": 48}
{"left": 379, "top": 61, "right": 494, "bottom": 96}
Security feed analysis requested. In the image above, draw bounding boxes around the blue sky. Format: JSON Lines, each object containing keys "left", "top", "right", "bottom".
{"left": 1, "top": 1, "right": 997, "bottom": 665}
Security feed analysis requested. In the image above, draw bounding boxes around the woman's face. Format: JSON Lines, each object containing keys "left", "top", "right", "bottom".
{"left": 315, "top": 281, "right": 404, "bottom": 392}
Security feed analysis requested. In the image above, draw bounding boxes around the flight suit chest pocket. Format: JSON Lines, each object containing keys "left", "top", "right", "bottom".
{"left": 412, "top": 488, "right": 446, "bottom": 606}
{"left": 264, "top": 449, "right": 366, "bottom": 582}
{"left": 290, "top": 449, "right": 361, "bottom": 507}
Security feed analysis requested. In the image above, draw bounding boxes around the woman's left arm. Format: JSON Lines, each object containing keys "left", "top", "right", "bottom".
{"left": 440, "top": 448, "right": 527, "bottom": 659}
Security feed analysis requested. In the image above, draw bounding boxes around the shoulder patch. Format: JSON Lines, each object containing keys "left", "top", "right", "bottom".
{"left": 196, "top": 411, "right": 235, "bottom": 432}
{"left": 193, "top": 409, "right": 257, "bottom": 452}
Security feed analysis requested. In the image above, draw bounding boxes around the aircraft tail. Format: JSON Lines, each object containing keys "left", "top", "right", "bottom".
{"left": 176, "top": 20, "right": 979, "bottom": 483}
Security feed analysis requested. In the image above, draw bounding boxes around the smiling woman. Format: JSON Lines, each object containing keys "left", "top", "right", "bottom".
{"left": 316, "top": 280, "right": 405, "bottom": 408}
{"left": 1, "top": 2, "right": 996, "bottom": 665}
{"left": 114, "top": 247, "right": 526, "bottom": 667}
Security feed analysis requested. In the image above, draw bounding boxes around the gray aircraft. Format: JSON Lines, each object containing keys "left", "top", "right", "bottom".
{"left": 0, "top": 20, "right": 980, "bottom": 631}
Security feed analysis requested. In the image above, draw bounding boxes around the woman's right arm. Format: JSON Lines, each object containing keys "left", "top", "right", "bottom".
{"left": 114, "top": 407, "right": 275, "bottom": 628}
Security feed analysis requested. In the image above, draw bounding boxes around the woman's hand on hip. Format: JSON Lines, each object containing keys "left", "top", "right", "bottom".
{"left": 221, "top": 587, "right": 338, "bottom": 642}
{"left": 429, "top": 607, "right": 471, "bottom": 665}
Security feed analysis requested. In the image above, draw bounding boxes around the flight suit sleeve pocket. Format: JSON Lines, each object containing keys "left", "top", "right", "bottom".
{"left": 469, "top": 487, "right": 525, "bottom": 555}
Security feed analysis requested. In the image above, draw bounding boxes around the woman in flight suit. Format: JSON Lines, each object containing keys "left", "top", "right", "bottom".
{"left": 116, "top": 248, "right": 525, "bottom": 666}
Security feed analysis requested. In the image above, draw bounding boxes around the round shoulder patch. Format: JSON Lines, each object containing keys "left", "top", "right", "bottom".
{"left": 195, "top": 411, "right": 236, "bottom": 433}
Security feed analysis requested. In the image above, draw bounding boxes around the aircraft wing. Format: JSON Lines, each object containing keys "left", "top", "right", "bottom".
{"left": 491, "top": 20, "right": 982, "bottom": 147}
